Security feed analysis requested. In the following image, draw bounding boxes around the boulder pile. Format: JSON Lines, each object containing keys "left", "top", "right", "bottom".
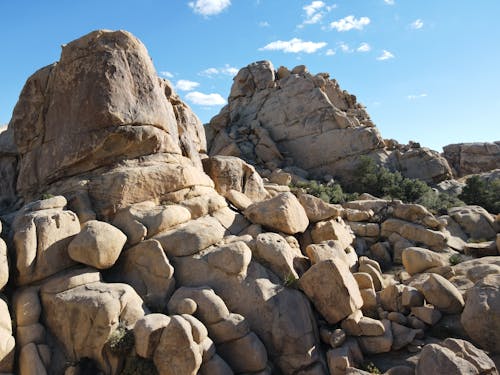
{"left": 0, "top": 30, "right": 499, "bottom": 375}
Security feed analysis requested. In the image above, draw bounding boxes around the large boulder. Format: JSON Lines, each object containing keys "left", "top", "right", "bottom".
{"left": 0, "top": 299, "right": 15, "bottom": 373}
{"left": 244, "top": 192, "right": 309, "bottom": 234}
{"left": 448, "top": 206, "right": 497, "bottom": 240}
{"left": 402, "top": 247, "right": 448, "bottom": 275}
{"left": 299, "top": 259, "right": 363, "bottom": 324}
{"left": 443, "top": 142, "right": 500, "bottom": 176}
{"left": 12, "top": 204, "right": 80, "bottom": 285}
{"left": 0, "top": 126, "right": 19, "bottom": 214}
{"left": 461, "top": 274, "right": 500, "bottom": 353}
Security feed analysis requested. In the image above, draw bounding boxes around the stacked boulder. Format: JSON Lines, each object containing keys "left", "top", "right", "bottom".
{"left": 0, "top": 29, "right": 498, "bottom": 375}
{"left": 206, "top": 61, "right": 453, "bottom": 184}
{"left": 443, "top": 141, "right": 500, "bottom": 177}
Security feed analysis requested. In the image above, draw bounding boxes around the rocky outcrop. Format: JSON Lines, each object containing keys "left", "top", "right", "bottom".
{"left": 206, "top": 61, "right": 452, "bottom": 184}
{"left": 0, "top": 126, "right": 19, "bottom": 214}
{"left": 443, "top": 141, "right": 500, "bottom": 177}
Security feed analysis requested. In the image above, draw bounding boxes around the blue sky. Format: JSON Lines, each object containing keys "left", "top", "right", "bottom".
{"left": 1, "top": 0, "right": 499, "bottom": 151}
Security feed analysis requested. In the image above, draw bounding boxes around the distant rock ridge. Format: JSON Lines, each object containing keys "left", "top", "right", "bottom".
{"left": 206, "top": 61, "right": 453, "bottom": 184}
{"left": 443, "top": 141, "right": 500, "bottom": 177}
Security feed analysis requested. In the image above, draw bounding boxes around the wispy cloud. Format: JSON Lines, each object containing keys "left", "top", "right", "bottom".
{"left": 410, "top": 19, "right": 424, "bottom": 29}
{"left": 185, "top": 91, "right": 227, "bottom": 106}
{"left": 160, "top": 71, "right": 174, "bottom": 78}
{"left": 377, "top": 50, "right": 395, "bottom": 60}
{"left": 258, "top": 21, "right": 270, "bottom": 27}
{"left": 175, "top": 80, "right": 200, "bottom": 91}
{"left": 188, "top": 0, "right": 231, "bottom": 16}
{"left": 357, "top": 42, "right": 371, "bottom": 52}
{"left": 407, "top": 93, "right": 427, "bottom": 100}
{"left": 199, "top": 64, "right": 239, "bottom": 77}
{"left": 329, "top": 15, "right": 370, "bottom": 32}
{"left": 259, "top": 38, "right": 327, "bottom": 53}
{"left": 384, "top": 0, "right": 395, "bottom": 5}
{"left": 299, "top": 1, "right": 336, "bottom": 27}
{"left": 326, "top": 48, "right": 336, "bottom": 56}
{"left": 338, "top": 42, "right": 352, "bottom": 53}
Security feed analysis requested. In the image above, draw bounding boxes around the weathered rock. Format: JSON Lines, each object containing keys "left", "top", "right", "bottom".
{"left": 358, "top": 262, "right": 384, "bottom": 291}
{"left": 207, "top": 313, "right": 250, "bottom": 344}
{"left": 298, "top": 193, "right": 342, "bottom": 223}
{"left": 112, "top": 201, "right": 192, "bottom": 245}
{"left": 0, "top": 126, "right": 19, "bottom": 214}
{"left": 254, "top": 233, "right": 303, "bottom": 280}
{"left": 244, "top": 192, "right": 309, "bottom": 234}
{"left": 217, "top": 332, "right": 268, "bottom": 373}
{"left": 154, "top": 216, "right": 226, "bottom": 256}
{"left": 357, "top": 319, "right": 393, "bottom": 355}
{"left": 306, "top": 240, "right": 357, "bottom": 270}
{"left": 13, "top": 206, "right": 80, "bottom": 285}
{"left": 199, "top": 354, "right": 234, "bottom": 375}
{"left": 153, "top": 315, "right": 202, "bottom": 375}
{"left": 18, "top": 342, "right": 47, "bottom": 375}
{"left": 449, "top": 206, "right": 497, "bottom": 240}
{"left": 412, "top": 273, "right": 465, "bottom": 314}
{"left": 348, "top": 222, "right": 380, "bottom": 238}
{"left": 443, "top": 142, "right": 500, "bottom": 176}
{"left": 341, "top": 312, "right": 385, "bottom": 337}
{"left": 402, "top": 247, "right": 448, "bottom": 275}
{"left": 417, "top": 343, "right": 479, "bottom": 375}
{"left": 206, "top": 241, "right": 252, "bottom": 276}
{"left": 464, "top": 240, "right": 498, "bottom": 257}
{"left": 461, "top": 274, "right": 500, "bottom": 353}
{"left": 203, "top": 156, "right": 269, "bottom": 202}
{"left": 14, "top": 287, "right": 42, "bottom": 327}
{"left": 68, "top": 220, "right": 126, "bottom": 269}
{"left": 379, "top": 284, "right": 406, "bottom": 313}
{"left": 441, "top": 338, "right": 498, "bottom": 374}
{"left": 381, "top": 218, "right": 447, "bottom": 250}
{"left": 134, "top": 313, "right": 171, "bottom": 359}
{"left": 112, "top": 239, "right": 175, "bottom": 310}
{"left": 0, "top": 237, "right": 8, "bottom": 291}
{"left": 391, "top": 322, "right": 418, "bottom": 351}
{"left": 411, "top": 306, "right": 442, "bottom": 325}
{"left": 41, "top": 280, "right": 146, "bottom": 373}
{"left": 0, "top": 299, "right": 15, "bottom": 373}
{"left": 299, "top": 259, "right": 363, "bottom": 324}
{"left": 311, "top": 217, "right": 355, "bottom": 250}
{"left": 10, "top": 30, "right": 189, "bottom": 198}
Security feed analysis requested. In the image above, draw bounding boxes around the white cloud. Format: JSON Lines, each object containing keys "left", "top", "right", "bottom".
{"left": 188, "top": 0, "right": 231, "bottom": 16}
{"left": 357, "top": 42, "right": 371, "bottom": 52}
{"left": 411, "top": 19, "right": 424, "bottom": 29}
{"left": 175, "top": 79, "right": 200, "bottom": 91}
{"left": 185, "top": 91, "right": 227, "bottom": 106}
{"left": 329, "top": 15, "right": 370, "bottom": 31}
{"left": 259, "top": 21, "right": 270, "bottom": 27}
{"left": 338, "top": 42, "right": 352, "bottom": 53}
{"left": 407, "top": 93, "right": 427, "bottom": 100}
{"left": 259, "top": 38, "right": 327, "bottom": 54}
{"left": 200, "top": 64, "right": 238, "bottom": 77}
{"left": 384, "top": 0, "right": 395, "bottom": 5}
{"left": 326, "top": 48, "right": 336, "bottom": 56}
{"left": 299, "top": 1, "right": 336, "bottom": 27}
{"left": 377, "top": 50, "right": 395, "bottom": 60}
{"left": 160, "top": 71, "right": 174, "bottom": 78}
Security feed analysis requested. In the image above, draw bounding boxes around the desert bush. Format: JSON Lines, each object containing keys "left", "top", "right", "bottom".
{"left": 459, "top": 175, "right": 500, "bottom": 214}
{"left": 290, "top": 180, "right": 357, "bottom": 204}
{"left": 121, "top": 355, "right": 158, "bottom": 375}
{"left": 108, "top": 325, "right": 135, "bottom": 354}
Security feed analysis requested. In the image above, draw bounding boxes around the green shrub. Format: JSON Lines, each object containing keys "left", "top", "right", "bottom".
{"left": 108, "top": 326, "right": 135, "bottom": 354}
{"left": 362, "top": 361, "right": 382, "bottom": 374}
{"left": 290, "top": 180, "right": 355, "bottom": 204}
{"left": 283, "top": 273, "right": 299, "bottom": 288}
{"left": 449, "top": 254, "right": 464, "bottom": 266}
{"left": 459, "top": 175, "right": 500, "bottom": 214}
{"left": 416, "top": 190, "right": 465, "bottom": 214}
{"left": 40, "top": 193, "right": 55, "bottom": 200}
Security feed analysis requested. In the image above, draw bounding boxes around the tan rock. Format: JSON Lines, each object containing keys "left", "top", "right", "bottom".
{"left": 357, "top": 319, "right": 393, "bottom": 354}
{"left": 441, "top": 338, "right": 498, "bottom": 374}
{"left": 401, "top": 286, "right": 424, "bottom": 308}
{"left": 411, "top": 306, "right": 442, "bottom": 325}
{"left": 392, "top": 202, "right": 440, "bottom": 229}
{"left": 443, "top": 142, "right": 500, "bottom": 177}
{"left": 212, "top": 206, "right": 251, "bottom": 235}
{"left": 41, "top": 281, "right": 146, "bottom": 373}
{"left": 298, "top": 193, "right": 342, "bottom": 223}
{"left": 461, "top": 274, "right": 500, "bottom": 353}
{"left": 379, "top": 284, "right": 406, "bottom": 313}
{"left": 348, "top": 222, "right": 380, "bottom": 237}
{"left": 244, "top": 192, "right": 309, "bottom": 234}
{"left": 311, "top": 217, "right": 354, "bottom": 249}
{"left": 199, "top": 354, "right": 233, "bottom": 375}
{"left": 16, "top": 323, "right": 46, "bottom": 347}
{"left": 13, "top": 207, "right": 80, "bottom": 285}
{"left": 254, "top": 233, "right": 303, "bottom": 279}
{"left": 306, "top": 240, "right": 357, "bottom": 270}
{"left": 153, "top": 315, "right": 202, "bottom": 375}
{"left": 203, "top": 156, "right": 269, "bottom": 202}
{"left": 402, "top": 247, "right": 448, "bottom": 275}
{"left": 449, "top": 206, "right": 497, "bottom": 240}
{"left": 269, "top": 169, "right": 292, "bottom": 186}
{"left": 14, "top": 288, "right": 41, "bottom": 327}
{"left": 464, "top": 241, "right": 498, "bottom": 257}
{"left": 299, "top": 259, "right": 363, "bottom": 324}
{"left": 416, "top": 344, "right": 479, "bottom": 375}
{"left": 154, "top": 216, "right": 226, "bottom": 256}
{"left": 381, "top": 218, "right": 447, "bottom": 250}
{"left": 68, "top": 220, "right": 126, "bottom": 269}
{"left": 358, "top": 263, "right": 384, "bottom": 291}
{"left": 217, "top": 332, "right": 268, "bottom": 373}
{"left": 113, "top": 239, "right": 175, "bottom": 310}
{"left": 343, "top": 208, "right": 373, "bottom": 222}
{"left": 0, "top": 238, "right": 8, "bottom": 291}
{"left": 225, "top": 189, "right": 253, "bottom": 211}
{"left": 353, "top": 273, "right": 374, "bottom": 290}
{"left": 391, "top": 322, "right": 418, "bottom": 351}
{"left": 412, "top": 273, "right": 464, "bottom": 314}
{"left": 18, "top": 343, "right": 46, "bottom": 375}
{"left": 180, "top": 191, "right": 227, "bottom": 219}
{"left": 0, "top": 299, "right": 14, "bottom": 373}
{"left": 134, "top": 314, "right": 171, "bottom": 358}
{"left": 341, "top": 312, "right": 385, "bottom": 337}
{"left": 207, "top": 313, "right": 250, "bottom": 344}
{"left": 112, "top": 201, "right": 192, "bottom": 245}
{"left": 206, "top": 241, "right": 252, "bottom": 276}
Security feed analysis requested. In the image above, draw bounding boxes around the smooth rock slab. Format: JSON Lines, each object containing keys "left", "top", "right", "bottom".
{"left": 413, "top": 273, "right": 464, "bottom": 314}
{"left": 299, "top": 259, "right": 363, "bottom": 324}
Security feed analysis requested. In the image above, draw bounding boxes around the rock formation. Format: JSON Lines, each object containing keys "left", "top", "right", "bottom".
{"left": 0, "top": 30, "right": 498, "bottom": 375}
{"left": 206, "top": 61, "right": 453, "bottom": 184}
{"left": 443, "top": 142, "right": 500, "bottom": 177}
